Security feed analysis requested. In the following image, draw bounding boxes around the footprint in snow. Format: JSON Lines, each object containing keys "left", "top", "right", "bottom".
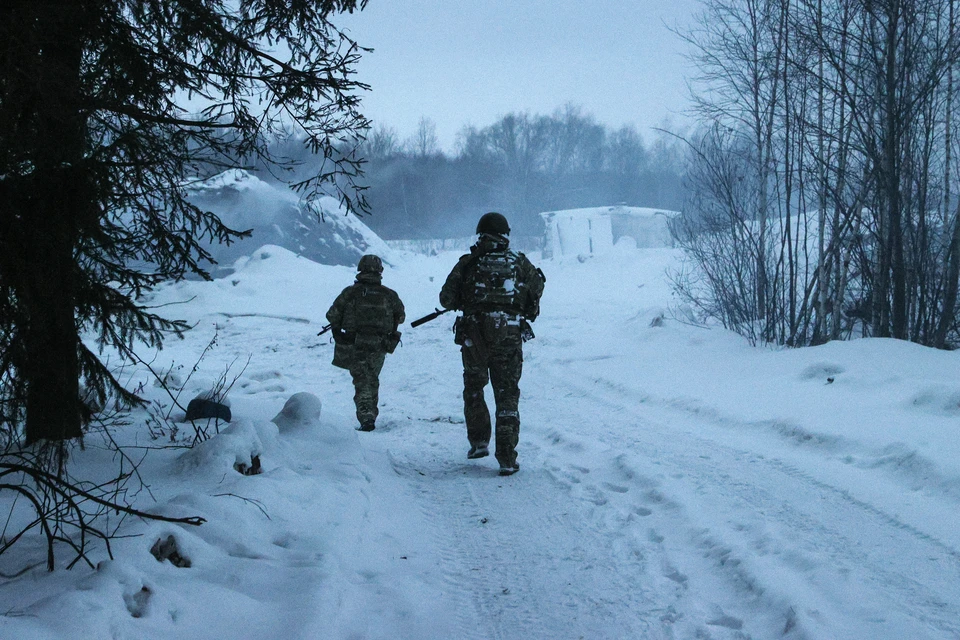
{"left": 602, "top": 482, "right": 629, "bottom": 494}
{"left": 706, "top": 614, "right": 744, "bottom": 630}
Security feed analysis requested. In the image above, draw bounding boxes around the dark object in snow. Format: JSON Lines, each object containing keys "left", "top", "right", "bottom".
{"left": 650, "top": 314, "right": 665, "bottom": 328}
{"left": 826, "top": 377, "right": 835, "bottom": 384}
{"left": 185, "top": 397, "right": 231, "bottom": 423}
{"left": 150, "top": 535, "right": 191, "bottom": 568}
{"left": 357, "top": 421, "right": 375, "bottom": 432}
{"left": 235, "top": 455, "right": 262, "bottom": 475}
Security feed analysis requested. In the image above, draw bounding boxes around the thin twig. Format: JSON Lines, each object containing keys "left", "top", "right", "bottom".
{"left": 212, "top": 493, "right": 271, "bottom": 520}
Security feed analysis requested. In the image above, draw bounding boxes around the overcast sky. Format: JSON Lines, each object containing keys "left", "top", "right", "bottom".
{"left": 338, "top": 0, "right": 701, "bottom": 153}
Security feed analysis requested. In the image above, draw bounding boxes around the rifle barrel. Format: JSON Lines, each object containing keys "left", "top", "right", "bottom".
{"left": 411, "top": 308, "right": 449, "bottom": 328}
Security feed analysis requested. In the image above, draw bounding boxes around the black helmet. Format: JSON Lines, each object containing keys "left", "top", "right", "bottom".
{"left": 357, "top": 254, "right": 383, "bottom": 273}
{"left": 476, "top": 212, "right": 510, "bottom": 236}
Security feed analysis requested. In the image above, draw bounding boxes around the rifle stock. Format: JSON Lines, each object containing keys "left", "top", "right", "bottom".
{"left": 411, "top": 307, "right": 451, "bottom": 328}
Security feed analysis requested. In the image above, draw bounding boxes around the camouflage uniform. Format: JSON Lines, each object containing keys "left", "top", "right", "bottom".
{"left": 440, "top": 231, "right": 544, "bottom": 470}
{"left": 326, "top": 256, "right": 405, "bottom": 430}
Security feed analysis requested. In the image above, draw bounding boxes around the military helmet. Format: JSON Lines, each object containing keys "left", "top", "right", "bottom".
{"left": 357, "top": 254, "right": 383, "bottom": 274}
{"left": 476, "top": 211, "right": 510, "bottom": 236}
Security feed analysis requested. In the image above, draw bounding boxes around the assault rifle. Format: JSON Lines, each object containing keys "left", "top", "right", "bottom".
{"left": 317, "top": 324, "right": 332, "bottom": 337}
{"left": 410, "top": 307, "right": 451, "bottom": 328}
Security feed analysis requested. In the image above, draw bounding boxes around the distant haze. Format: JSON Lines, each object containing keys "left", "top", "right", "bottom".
{"left": 338, "top": 0, "right": 699, "bottom": 152}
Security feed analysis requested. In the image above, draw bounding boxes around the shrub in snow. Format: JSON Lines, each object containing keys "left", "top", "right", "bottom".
{"left": 271, "top": 392, "right": 322, "bottom": 432}
{"left": 152, "top": 367, "right": 184, "bottom": 390}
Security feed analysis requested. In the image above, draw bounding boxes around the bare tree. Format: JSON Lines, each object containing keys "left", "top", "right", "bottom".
{"left": 679, "top": 0, "right": 960, "bottom": 347}
{"left": 407, "top": 117, "right": 442, "bottom": 158}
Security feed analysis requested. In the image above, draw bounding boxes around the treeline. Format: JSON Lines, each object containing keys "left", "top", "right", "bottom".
{"left": 360, "top": 107, "right": 686, "bottom": 239}
{"left": 263, "top": 106, "right": 687, "bottom": 240}
{"left": 674, "top": 0, "right": 960, "bottom": 348}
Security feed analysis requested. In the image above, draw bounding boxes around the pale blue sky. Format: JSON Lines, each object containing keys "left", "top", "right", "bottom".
{"left": 338, "top": 0, "right": 700, "bottom": 152}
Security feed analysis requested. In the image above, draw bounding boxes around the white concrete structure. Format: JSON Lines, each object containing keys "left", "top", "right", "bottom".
{"left": 540, "top": 205, "right": 677, "bottom": 258}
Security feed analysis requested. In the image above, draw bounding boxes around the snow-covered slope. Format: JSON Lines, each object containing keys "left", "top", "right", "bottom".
{"left": 2, "top": 244, "right": 960, "bottom": 639}
{"left": 186, "top": 170, "right": 393, "bottom": 271}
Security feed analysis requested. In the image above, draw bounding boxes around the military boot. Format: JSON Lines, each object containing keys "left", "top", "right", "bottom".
{"left": 498, "top": 462, "right": 520, "bottom": 476}
{"left": 467, "top": 444, "right": 489, "bottom": 459}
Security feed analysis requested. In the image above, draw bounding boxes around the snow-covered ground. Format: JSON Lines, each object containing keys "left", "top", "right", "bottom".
{"left": 3, "top": 243, "right": 960, "bottom": 639}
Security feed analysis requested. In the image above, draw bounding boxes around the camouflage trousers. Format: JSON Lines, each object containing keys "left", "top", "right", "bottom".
{"left": 349, "top": 349, "right": 386, "bottom": 426}
{"left": 461, "top": 329, "right": 523, "bottom": 467}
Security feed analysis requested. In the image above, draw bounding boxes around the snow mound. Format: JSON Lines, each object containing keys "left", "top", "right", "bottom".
{"left": 145, "top": 243, "right": 355, "bottom": 325}
{"left": 185, "top": 169, "right": 394, "bottom": 269}
{"left": 799, "top": 361, "right": 846, "bottom": 381}
{"left": 909, "top": 385, "right": 960, "bottom": 415}
{"left": 177, "top": 419, "right": 279, "bottom": 475}
{"left": 271, "top": 392, "right": 323, "bottom": 432}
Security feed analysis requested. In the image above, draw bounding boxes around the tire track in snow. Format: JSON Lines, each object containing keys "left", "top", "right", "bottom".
{"left": 523, "top": 395, "right": 799, "bottom": 638}
{"left": 532, "top": 366, "right": 960, "bottom": 639}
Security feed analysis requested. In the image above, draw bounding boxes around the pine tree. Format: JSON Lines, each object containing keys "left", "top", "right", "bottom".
{"left": 0, "top": 0, "right": 370, "bottom": 446}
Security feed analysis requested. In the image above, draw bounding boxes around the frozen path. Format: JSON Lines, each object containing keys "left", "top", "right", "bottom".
{"left": 368, "top": 428, "right": 663, "bottom": 639}
{"left": 351, "top": 318, "right": 960, "bottom": 639}
{"left": 322, "top": 247, "right": 960, "bottom": 640}
{"left": 240, "top": 245, "right": 960, "bottom": 640}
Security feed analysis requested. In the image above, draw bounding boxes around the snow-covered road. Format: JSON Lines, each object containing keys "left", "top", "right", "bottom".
{"left": 350, "top": 309, "right": 960, "bottom": 639}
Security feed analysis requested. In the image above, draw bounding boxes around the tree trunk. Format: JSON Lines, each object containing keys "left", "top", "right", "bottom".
{"left": 21, "top": 2, "right": 88, "bottom": 444}
{"left": 885, "top": 0, "right": 908, "bottom": 340}
{"left": 935, "top": 0, "right": 958, "bottom": 349}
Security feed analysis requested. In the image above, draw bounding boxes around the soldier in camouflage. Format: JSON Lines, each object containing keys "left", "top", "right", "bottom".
{"left": 326, "top": 254, "right": 405, "bottom": 432}
{"left": 439, "top": 212, "right": 545, "bottom": 476}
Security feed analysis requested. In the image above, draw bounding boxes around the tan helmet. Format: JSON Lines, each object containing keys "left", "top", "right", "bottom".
{"left": 357, "top": 254, "right": 384, "bottom": 274}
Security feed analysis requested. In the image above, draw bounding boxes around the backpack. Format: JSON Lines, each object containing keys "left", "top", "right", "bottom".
{"left": 463, "top": 249, "right": 523, "bottom": 315}
{"left": 351, "top": 284, "right": 397, "bottom": 336}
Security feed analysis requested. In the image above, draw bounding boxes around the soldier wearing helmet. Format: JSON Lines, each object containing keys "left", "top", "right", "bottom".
{"left": 326, "top": 254, "right": 405, "bottom": 431}
{"left": 439, "top": 212, "right": 545, "bottom": 475}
